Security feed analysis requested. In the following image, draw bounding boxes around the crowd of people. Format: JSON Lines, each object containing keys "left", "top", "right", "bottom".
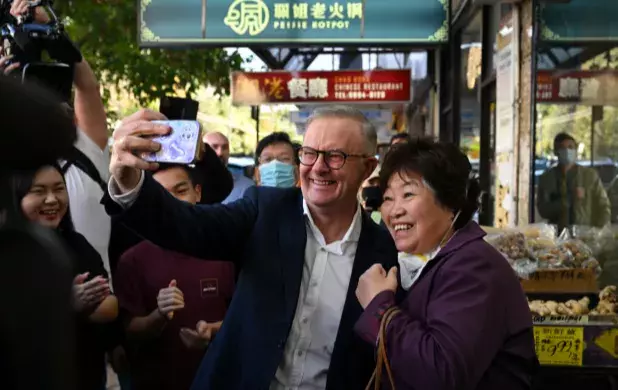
{"left": 1, "top": 1, "right": 541, "bottom": 389}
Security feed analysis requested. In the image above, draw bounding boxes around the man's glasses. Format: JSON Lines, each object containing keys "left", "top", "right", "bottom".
{"left": 297, "top": 146, "right": 368, "bottom": 170}
{"left": 258, "top": 155, "right": 295, "bottom": 165}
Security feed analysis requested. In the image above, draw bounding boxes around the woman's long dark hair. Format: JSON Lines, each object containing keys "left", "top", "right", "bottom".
{"left": 10, "top": 163, "right": 75, "bottom": 232}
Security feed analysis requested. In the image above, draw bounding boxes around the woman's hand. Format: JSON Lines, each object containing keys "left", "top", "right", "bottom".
{"left": 356, "top": 264, "right": 398, "bottom": 309}
{"left": 73, "top": 272, "right": 111, "bottom": 312}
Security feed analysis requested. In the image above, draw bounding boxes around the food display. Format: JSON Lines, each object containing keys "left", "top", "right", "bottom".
{"left": 590, "top": 286, "right": 618, "bottom": 315}
{"left": 484, "top": 224, "right": 603, "bottom": 278}
{"left": 486, "top": 232, "right": 529, "bottom": 261}
{"left": 529, "top": 297, "right": 591, "bottom": 316}
{"left": 528, "top": 286, "right": 618, "bottom": 317}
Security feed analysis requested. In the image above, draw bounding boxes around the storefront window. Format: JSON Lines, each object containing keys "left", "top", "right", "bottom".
{"left": 460, "top": 12, "right": 482, "bottom": 166}
{"left": 533, "top": 45, "right": 618, "bottom": 226}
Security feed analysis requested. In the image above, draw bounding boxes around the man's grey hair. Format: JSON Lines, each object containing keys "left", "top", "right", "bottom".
{"left": 306, "top": 105, "right": 378, "bottom": 155}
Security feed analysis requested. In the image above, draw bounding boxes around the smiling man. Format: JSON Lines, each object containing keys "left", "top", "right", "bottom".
{"left": 113, "top": 163, "right": 235, "bottom": 390}
{"left": 103, "top": 105, "right": 398, "bottom": 390}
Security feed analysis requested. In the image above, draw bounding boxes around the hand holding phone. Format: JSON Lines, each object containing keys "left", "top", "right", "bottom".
{"left": 142, "top": 120, "right": 203, "bottom": 165}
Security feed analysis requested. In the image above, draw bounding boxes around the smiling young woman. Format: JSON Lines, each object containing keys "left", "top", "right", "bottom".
{"left": 11, "top": 163, "right": 119, "bottom": 390}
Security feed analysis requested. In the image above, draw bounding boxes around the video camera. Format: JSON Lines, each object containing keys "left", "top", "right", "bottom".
{"left": 0, "top": 0, "right": 81, "bottom": 101}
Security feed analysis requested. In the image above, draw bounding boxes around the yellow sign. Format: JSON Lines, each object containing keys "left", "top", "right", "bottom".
{"left": 534, "top": 326, "right": 584, "bottom": 366}
{"left": 594, "top": 328, "right": 618, "bottom": 359}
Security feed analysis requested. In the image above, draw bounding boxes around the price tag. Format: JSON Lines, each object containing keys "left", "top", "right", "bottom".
{"left": 534, "top": 326, "right": 584, "bottom": 366}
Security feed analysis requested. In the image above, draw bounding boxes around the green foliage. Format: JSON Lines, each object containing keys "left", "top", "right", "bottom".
{"left": 53, "top": 0, "right": 244, "bottom": 106}
{"left": 195, "top": 88, "right": 301, "bottom": 156}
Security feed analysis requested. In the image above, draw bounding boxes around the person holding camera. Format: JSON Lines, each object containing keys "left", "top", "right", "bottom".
{"left": 3, "top": 0, "right": 111, "bottom": 277}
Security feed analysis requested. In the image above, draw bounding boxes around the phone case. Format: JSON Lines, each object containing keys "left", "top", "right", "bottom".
{"left": 143, "top": 120, "right": 203, "bottom": 164}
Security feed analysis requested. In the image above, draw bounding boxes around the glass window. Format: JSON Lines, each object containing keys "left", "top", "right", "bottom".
{"left": 533, "top": 45, "right": 618, "bottom": 227}
{"left": 460, "top": 12, "right": 483, "bottom": 162}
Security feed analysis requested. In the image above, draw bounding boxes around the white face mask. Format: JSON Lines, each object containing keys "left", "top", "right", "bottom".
{"left": 398, "top": 210, "right": 461, "bottom": 290}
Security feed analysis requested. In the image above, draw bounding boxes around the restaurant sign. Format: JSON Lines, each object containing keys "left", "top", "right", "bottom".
{"left": 231, "top": 69, "right": 412, "bottom": 105}
{"left": 536, "top": 70, "right": 618, "bottom": 106}
{"left": 139, "top": 0, "right": 448, "bottom": 45}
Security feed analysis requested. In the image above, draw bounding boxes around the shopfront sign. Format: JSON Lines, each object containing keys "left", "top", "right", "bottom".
{"left": 540, "top": 0, "right": 618, "bottom": 41}
{"left": 494, "top": 10, "right": 519, "bottom": 228}
{"left": 139, "top": 0, "right": 449, "bottom": 46}
{"left": 231, "top": 69, "right": 412, "bottom": 105}
{"left": 536, "top": 70, "right": 618, "bottom": 106}
{"left": 534, "top": 326, "right": 584, "bottom": 366}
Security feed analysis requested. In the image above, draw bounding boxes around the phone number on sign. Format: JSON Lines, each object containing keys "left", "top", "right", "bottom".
{"left": 334, "top": 91, "right": 387, "bottom": 100}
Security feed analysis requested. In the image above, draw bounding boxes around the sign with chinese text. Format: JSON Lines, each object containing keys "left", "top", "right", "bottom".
{"left": 521, "top": 268, "right": 598, "bottom": 294}
{"left": 231, "top": 69, "right": 412, "bottom": 105}
{"left": 536, "top": 70, "right": 618, "bottom": 106}
{"left": 534, "top": 326, "right": 584, "bottom": 366}
{"left": 139, "top": 0, "right": 448, "bottom": 45}
{"left": 540, "top": 0, "right": 618, "bottom": 41}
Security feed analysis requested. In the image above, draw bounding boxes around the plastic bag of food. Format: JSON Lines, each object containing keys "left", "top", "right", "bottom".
{"left": 571, "top": 225, "right": 611, "bottom": 256}
{"left": 511, "top": 258, "right": 539, "bottom": 279}
{"left": 559, "top": 239, "right": 595, "bottom": 267}
{"left": 534, "top": 246, "right": 573, "bottom": 269}
{"left": 526, "top": 223, "right": 558, "bottom": 253}
{"left": 486, "top": 231, "right": 530, "bottom": 261}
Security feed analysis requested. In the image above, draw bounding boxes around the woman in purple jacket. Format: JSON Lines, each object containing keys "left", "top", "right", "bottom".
{"left": 355, "top": 138, "right": 537, "bottom": 390}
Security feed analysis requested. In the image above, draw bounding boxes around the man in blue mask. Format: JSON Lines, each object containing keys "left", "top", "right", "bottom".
{"left": 537, "top": 132, "right": 610, "bottom": 231}
{"left": 255, "top": 132, "right": 299, "bottom": 188}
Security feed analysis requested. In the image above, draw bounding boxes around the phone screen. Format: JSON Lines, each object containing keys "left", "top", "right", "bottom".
{"left": 22, "top": 63, "right": 73, "bottom": 103}
{"left": 143, "top": 120, "right": 203, "bottom": 165}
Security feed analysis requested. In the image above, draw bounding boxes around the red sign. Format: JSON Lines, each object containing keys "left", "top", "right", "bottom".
{"left": 536, "top": 70, "right": 618, "bottom": 105}
{"left": 231, "top": 69, "right": 411, "bottom": 105}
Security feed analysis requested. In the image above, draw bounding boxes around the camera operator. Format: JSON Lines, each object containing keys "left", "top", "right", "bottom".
{"left": 4, "top": 0, "right": 112, "bottom": 277}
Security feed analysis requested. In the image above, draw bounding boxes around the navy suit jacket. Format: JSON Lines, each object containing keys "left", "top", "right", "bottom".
{"left": 104, "top": 174, "right": 398, "bottom": 390}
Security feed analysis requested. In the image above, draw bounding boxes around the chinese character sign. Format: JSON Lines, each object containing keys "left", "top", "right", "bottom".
{"left": 231, "top": 70, "right": 412, "bottom": 105}
{"left": 139, "top": 0, "right": 448, "bottom": 45}
{"left": 533, "top": 326, "right": 584, "bottom": 366}
{"left": 536, "top": 70, "right": 618, "bottom": 105}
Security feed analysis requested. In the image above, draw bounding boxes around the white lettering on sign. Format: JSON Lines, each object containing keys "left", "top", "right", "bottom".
{"left": 308, "top": 77, "right": 329, "bottom": 98}
{"left": 288, "top": 77, "right": 308, "bottom": 99}
{"left": 558, "top": 77, "right": 580, "bottom": 98}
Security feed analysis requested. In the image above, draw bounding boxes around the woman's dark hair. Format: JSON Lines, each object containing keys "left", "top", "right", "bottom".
{"left": 10, "top": 163, "right": 75, "bottom": 232}
{"left": 380, "top": 137, "right": 481, "bottom": 230}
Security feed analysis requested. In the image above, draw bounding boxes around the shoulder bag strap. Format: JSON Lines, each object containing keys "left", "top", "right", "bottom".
{"left": 366, "top": 306, "right": 401, "bottom": 390}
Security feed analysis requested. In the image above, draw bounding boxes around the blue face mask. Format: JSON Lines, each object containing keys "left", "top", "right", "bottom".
{"left": 259, "top": 160, "right": 296, "bottom": 188}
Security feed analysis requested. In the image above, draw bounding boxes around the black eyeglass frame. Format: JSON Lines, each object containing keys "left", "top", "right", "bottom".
{"left": 297, "top": 146, "right": 369, "bottom": 170}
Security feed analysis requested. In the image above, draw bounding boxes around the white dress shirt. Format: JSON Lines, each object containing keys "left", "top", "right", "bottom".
{"left": 108, "top": 174, "right": 363, "bottom": 390}
{"left": 63, "top": 129, "right": 112, "bottom": 276}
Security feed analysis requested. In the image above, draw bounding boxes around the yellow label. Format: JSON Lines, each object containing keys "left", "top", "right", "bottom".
{"left": 594, "top": 328, "right": 618, "bottom": 359}
{"left": 534, "top": 326, "right": 584, "bottom": 366}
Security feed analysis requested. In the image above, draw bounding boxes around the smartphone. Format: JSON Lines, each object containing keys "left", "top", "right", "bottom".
{"left": 142, "top": 120, "right": 204, "bottom": 165}
{"left": 22, "top": 62, "right": 73, "bottom": 103}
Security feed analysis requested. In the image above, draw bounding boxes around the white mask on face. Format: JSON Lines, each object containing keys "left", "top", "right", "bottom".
{"left": 398, "top": 210, "right": 461, "bottom": 290}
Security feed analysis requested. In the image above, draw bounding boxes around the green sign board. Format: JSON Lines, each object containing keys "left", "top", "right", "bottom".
{"left": 139, "top": 0, "right": 448, "bottom": 46}
{"left": 540, "top": 0, "right": 618, "bottom": 42}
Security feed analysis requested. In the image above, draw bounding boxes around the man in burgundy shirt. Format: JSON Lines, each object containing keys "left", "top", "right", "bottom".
{"left": 114, "top": 164, "right": 236, "bottom": 390}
